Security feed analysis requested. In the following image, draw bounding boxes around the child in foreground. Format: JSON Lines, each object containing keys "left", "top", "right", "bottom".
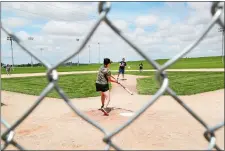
{"left": 95, "top": 58, "right": 119, "bottom": 116}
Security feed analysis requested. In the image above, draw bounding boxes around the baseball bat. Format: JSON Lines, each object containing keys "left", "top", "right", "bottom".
{"left": 110, "top": 76, "right": 134, "bottom": 95}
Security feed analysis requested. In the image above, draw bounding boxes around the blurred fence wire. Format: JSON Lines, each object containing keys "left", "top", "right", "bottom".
{"left": 1, "top": 2, "right": 224, "bottom": 150}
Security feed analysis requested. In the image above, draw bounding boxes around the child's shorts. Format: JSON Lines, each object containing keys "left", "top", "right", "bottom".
{"left": 96, "top": 83, "right": 109, "bottom": 92}
{"left": 119, "top": 68, "right": 125, "bottom": 74}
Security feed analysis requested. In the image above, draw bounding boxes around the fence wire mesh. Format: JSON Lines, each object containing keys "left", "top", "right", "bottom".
{"left": 1, "top": 1, "right": 224, "bottom": 150}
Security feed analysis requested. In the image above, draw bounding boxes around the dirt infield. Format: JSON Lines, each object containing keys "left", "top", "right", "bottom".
{"left": 1, "top": 68, "right": 224, "bottom": 78}
{"left": 1, "top": 74, "right": 224, "bottom": 150}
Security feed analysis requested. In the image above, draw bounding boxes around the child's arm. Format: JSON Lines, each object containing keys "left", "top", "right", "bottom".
{"left": 106, "top": 70, "right": 119, "bottom": 83}
{"left": 108, "top": 76, "right": 118, "bottom": 83}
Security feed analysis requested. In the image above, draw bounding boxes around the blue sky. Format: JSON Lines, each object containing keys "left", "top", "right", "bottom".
{"left": 1, "top": 2, "right": 223, "bottom": 65}
{"left": 1, "top": 2, "right": 190, "bottom": 35}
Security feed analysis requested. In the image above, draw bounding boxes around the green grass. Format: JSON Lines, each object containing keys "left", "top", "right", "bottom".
{"left": 126, "top": 56, "right": 224, "bottom": 70}
{"left": 2, "top": 71, "right": 224, "bottom": 98}
{"left": 131, "top": 72, "right": 224, "bottom": 95}
{"left": 1, "top": 64, "right": 102, "bottom": 74}
{"left": 1, "top": 73, "right": 112, "bottom": 99}
{"left": 2, "top": 56, "right": 224, "bottom": 74}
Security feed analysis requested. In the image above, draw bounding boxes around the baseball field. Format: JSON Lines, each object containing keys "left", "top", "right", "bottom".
{"left": 1, "top": 56, "right": 224, "bottom": 150}
{"left": 1, "top": 56, "right": 223, "bottom": 74}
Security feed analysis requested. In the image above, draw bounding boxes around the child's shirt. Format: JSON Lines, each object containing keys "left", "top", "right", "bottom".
{"left": 119, "top": 61, "right": 126, "bottom": 70}
{"left": 96, "top": 66, "right": 111, "bottom": 85}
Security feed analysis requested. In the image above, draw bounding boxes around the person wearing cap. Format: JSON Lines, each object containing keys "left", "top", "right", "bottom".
{"left": 95, "top": 58, "right": 119, "bottom": 115}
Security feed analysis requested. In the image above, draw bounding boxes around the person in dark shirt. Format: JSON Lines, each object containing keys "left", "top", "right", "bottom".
{"left": 6, "top": 64, "right": 11, "bottom": 75}
{"left": 117, "top": 58, "right": 127, "bottom": 80}
{"left": 139, "top": 62, "right": 143, "bottom": 72}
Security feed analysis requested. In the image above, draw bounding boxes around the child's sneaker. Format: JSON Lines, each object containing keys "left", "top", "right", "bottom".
{"left": 100, "top": 108, "right": 109, "bottom": 116}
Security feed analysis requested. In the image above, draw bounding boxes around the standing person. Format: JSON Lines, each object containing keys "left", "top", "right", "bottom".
{"left": 95, "top": 58, "right": 119, "bottom": 116}
{"left": 139, "top": 62, "right": 143, "bottom": 72}
{"left": 6, "top": 64, "right": 11, "bottom": 75}
{"left": 117, "top": 58, "right": 127, "bottom": 80}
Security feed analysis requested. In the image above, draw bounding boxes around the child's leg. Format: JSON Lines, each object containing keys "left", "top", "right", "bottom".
{"left": 103, "top": 90, "right": 110, "bottom": 108}
{"left": 117, "top": 71, "right": 120, "bottom": 79}
{"left": 100, "top": 92, "right": 105, "bottom": 108}
{"left": 99, "top": 90, "right": 110, "bottom": 116}
{"left": 122, "top": 70, "right": 125, "bottom": 79}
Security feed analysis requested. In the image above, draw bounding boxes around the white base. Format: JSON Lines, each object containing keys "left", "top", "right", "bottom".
{"left": 119, "top": 112, "right": 134, "bottom": 117}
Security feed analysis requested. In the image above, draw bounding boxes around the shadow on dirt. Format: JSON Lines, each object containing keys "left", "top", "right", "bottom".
{"left": 1, "top": 103, "right": 6, "bottom": 106}
{"left": 101, "top": 107, "right": 134, "bottom": 114}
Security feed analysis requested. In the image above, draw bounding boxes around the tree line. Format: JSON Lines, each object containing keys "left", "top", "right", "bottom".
{"left": 1, "top": 62, "right": 93, "bottom": 67}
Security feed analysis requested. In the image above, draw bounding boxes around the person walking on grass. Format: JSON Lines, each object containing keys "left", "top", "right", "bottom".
{"left": 139, "top": 62, "right": 143, "bottom": 72}
{"left": 6, "top": 64, "right": 11, "bottom": 75}
{"left": 95, "top": 58, "right": 119, "bottom": 116}
{"left": 117, "top": 58, "right": 127, "bottom": 81}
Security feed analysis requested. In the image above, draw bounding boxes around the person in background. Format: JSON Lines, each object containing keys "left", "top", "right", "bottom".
{"left": 117, "top": 58, "right": 127, "bottom": 80}
{"left": 139, "top": 62, "right": 143, "bottom": 72}
{"left": 6, "top": 64, "right": 11, "bottom": 75}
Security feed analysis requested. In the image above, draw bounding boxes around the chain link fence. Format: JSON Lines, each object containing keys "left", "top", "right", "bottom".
{"left": 1, "top": 2, "right": 224, "bottom": 150}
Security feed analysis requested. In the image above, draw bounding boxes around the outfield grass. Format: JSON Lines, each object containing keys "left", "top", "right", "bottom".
{"left": 1, "top": 71, "right": 224, "bottom": 98}
{"left": 130, "top": 72, "right": 224, "bottom": 95}
{"left": 1, "top": 64, "right": 102, "bottom": 74}
{"left": 2, "top": 56, "right": 224, "bottom": 74}
{"left": 1, "top": 73, "right": 112, "bottom": 99}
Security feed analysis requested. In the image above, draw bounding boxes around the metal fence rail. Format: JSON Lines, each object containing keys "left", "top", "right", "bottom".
{"left": 1, "top": 2, "right": 224, "bottom": 150}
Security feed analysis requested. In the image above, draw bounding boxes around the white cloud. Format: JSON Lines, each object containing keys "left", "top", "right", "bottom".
{"left": 2, "top": 17, "right": 30, "bottom": 28}
{"left": 113, "top": 20, "right": 128, "bottom": 31}
{"left": 1, "top": 2, "right": 223, "bottom": 65}
{"left": 2, "top": 2, "right": 97, "bottom": 22}
{"left": 135, "top": 15, "right": 158, "bottom": 27}
{"left": 168, "top": 44, "right": 181, "bottom": 51}
{"left": 175, "top": 24, "right": 196, "bottom": 35}
{"left": 202, "top": 35, "right": 222, "bottom": 45}
{"left": 164, "top": 2, "right": 187, "bottom": 11}
{"left": 158, "top": 19, "right": 171, "bottom": 29}
{"left": 187, "top": 6, "right": 212, "bottom": 26}
{"left": 186, "top": 2, "right": 224, "bottom": 27}
{"left": 15, "top": 31, "right": 30, "bottom": 41}
{"left": 134, "top": 28, "right": 145, "bottom": 35}
{"left": 187, "top": 2, "right": 211, "bottom": 11}
{"left": 187, "top": 13, "right": 211, "bottom": 25}
{"left": 125, "top": 28, "right": 145, "bottom": 41}
{"left": 42, "top": 20, "right": 92, "bottom": 36}
{"left": 1, "top": 29, "right": 8, "bottom": 45}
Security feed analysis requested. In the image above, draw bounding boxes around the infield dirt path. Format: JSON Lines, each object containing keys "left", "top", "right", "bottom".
{"left": 1, "top": 68, "right": 224, "bottom": 78}
{"left": 1, "top": 74, "right": 224, "bottom": 150}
